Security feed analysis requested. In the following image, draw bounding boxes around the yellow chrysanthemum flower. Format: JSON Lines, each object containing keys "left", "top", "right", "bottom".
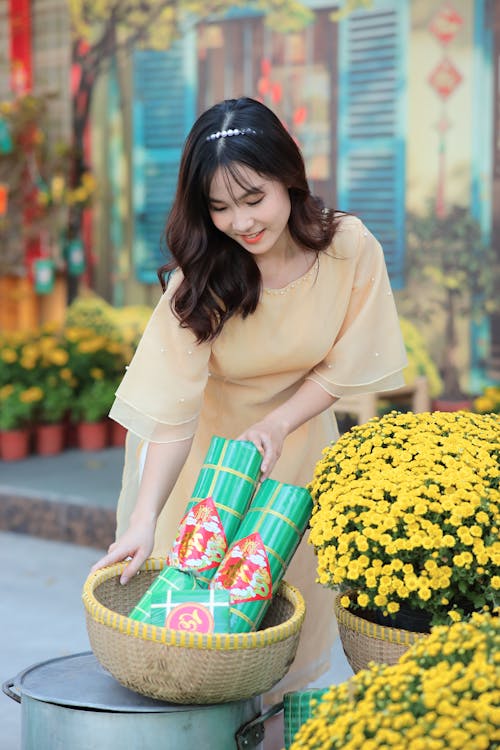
{"left": 308, "top": 411, "right": 499, "bottom": 626}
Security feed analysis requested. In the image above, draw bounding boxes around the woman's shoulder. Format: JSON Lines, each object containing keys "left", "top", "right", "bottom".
{"left": 323, "top": 212, "right": 366, "bottom": 260}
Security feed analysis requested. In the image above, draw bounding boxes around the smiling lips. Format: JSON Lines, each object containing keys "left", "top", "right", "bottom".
{"left": 241, "top": 230, "right": 265, "bottom": 244}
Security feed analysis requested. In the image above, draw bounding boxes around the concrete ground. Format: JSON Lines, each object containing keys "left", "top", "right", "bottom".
{"left": 0, "top": 447, "right": 352, "bottom": 749}
{"left": 0, "top": 532, "right": 104, "bottom": 750}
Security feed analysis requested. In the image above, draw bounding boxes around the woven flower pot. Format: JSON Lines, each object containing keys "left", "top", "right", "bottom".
{"left": 334, "top": 593, "right": 428, "bottom": 673}
{"left": 83, "top": 558, "right": 306, "bottom": 704}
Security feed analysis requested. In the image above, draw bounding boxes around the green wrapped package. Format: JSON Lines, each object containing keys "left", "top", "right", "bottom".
{"left": 129, "top": 436, "right": 262, "bottom": 622}
{"left": 211, "top": 479, "right": 313, "bottom": 633}
{"left": 150, "top": 588, "right": 231, "bottom": 633}
{"left": 168, "top": 436, "right": 262, "bottom": 585}
{"left": 128, "top": 567, "right": 199, "bottom": 622}
{"left": 283, "top": 689, "right": 329, "bottom": 749}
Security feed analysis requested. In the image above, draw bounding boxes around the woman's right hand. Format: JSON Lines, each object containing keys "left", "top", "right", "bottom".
{"left": 91, "top": 518, "right": 156, "bottom": 585}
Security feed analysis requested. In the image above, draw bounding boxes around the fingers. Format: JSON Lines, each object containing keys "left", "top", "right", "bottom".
{"left": 91, "top": 540, "right": 134, "bottom": 573}
{"left": 119, "top": 552, "right": 146, "bottom": 585}
{"left": 237, "top": 428, "right": 280, "bottom": 479}
{"left": 91, "top": 548, "right": 126, "bottom": 573}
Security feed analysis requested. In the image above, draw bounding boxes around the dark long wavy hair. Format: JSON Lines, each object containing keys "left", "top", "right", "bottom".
{"left": 159, "top": 97, "right": 340, "bottom": 342}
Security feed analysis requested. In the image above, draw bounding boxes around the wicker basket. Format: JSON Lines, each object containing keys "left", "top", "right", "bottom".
{"left": 334, "top": 594, "right": 428, "bottom": 673}
{"left": 82, "top": 558, "right": 305, "bottom": 704}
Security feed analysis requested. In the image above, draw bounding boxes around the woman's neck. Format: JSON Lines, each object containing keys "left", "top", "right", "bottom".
{"left": 256, "top": 241, "right": 313, "bottom": 290}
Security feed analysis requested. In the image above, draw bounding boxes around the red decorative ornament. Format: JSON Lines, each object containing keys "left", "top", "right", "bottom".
{"left": 436, "top": 115, "right": 451, "bottom": 134}
{"left": 0, "top": 184, "right": 8, "bottom": 215}
{"left": 429, "top": 58, "right": 462, "bottom": 100}
{"left": 270, "top": 82, "right": 282, "bottom": 104}
{"left": 293, "top": 106, "right": 308, "bottom": 126}
{"left": 257, "top": 77, "right": 271, "bottom": 96}
{"left": 429, "top": 3, "right": 463, "bottom": 46}
{"left": 261, "top": 58, "right": 271, "bottom": 77}
{"left": 9, "top": 0, "right": 33, "bottom": 94}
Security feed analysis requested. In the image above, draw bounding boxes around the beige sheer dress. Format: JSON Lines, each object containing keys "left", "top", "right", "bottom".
{"left": 109, "top": 216, "right": 407, "bottom": 698}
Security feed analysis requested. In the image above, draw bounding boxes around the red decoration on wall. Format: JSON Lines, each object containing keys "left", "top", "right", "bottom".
{"left": 9, "top": 0, "right": 32, "bottom": 94}
{"left": 427, "top": 4, "right": 464, "bottom": 219}
{"left": 429, "top": 58, "right": 462, "bottom": 100}
{"left": 429, "top": 3, "right": 463, "bottom": 46}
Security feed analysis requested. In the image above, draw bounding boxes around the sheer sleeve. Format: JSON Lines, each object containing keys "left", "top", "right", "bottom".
{"left": 307, "top": 218, "right": 407, "bottom": 398}
{"left": 109, "top": 271, "right": 210, "bottom": 443}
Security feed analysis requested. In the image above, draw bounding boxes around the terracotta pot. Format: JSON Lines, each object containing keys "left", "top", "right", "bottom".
{"left": 0, "top": 428, "right": 31, "bottom": 461}
{"left": 35, "top": 423, "right": 66, "bottom": 456}
{"left": 76, "top": 421, "right": 108, "bottom": 452}
{"left": 108, "top": 419, "right": 127, "bottom": 447}
{"left": 432, "top": 398, "right": 473, "bottom": 412}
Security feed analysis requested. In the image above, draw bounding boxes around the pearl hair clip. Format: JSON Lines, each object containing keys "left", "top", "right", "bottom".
{"left": 205, "top": 127, "right": 257, "bottom": 141}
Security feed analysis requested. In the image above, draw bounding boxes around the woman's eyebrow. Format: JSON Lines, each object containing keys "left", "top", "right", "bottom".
{"left": 209, "top": 185, "right": 264, "bottom": 204}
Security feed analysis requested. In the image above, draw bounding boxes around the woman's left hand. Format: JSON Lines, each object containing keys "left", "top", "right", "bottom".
{"left": 237, "top": 419, "right": 287, "bottom": 480}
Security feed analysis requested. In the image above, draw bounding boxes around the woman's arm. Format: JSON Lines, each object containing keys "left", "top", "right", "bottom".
{"left": 238, "top": 379, "right": 337, "bottom": 480}
{"left": 92, "top": 437, "right": 193, "bottom": 583}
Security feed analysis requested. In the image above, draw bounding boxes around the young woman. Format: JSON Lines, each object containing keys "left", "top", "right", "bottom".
{"left": 93, "top": 96, "right": 407, "bottom": 719}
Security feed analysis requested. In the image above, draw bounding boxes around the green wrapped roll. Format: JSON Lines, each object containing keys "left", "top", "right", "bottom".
{"left": 150, "top": 588, "right": 231, "bottom": 633}
{"left": 283, "top": 689, "right": 329, "bottom": 749}
{"left": 211, "top": 479, "right": 313, "bottom": 633}
{"left": 168, "top": 436, "right": 262, "bottom": 585}
{"left": 128, "top": 566, "right": 199, "bottom": 622}
{"left": 129, "top": 436, "right": 262, "bottom": 621}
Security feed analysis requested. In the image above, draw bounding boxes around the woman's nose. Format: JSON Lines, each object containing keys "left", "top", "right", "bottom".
{"left": 231, "top": 208, "right": 254, "bottom": 233}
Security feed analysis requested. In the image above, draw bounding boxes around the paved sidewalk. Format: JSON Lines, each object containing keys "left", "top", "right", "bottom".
{"left": 0, "top": 531, "right": 105, "bottom": 750}
{"left": 0, "top": 446, "right": 125, "bottom": 509}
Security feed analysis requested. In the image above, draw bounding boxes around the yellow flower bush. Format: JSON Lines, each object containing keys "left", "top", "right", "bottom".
{"left": 399, "top": 316, "right": 443, "bottom": 398}
{"left": 0, "top": 383, "right": 43, "bottom": 431}
{"left": 474, "top": 385, "right": 500, "bottom": 415}
{"left": 289, "top": 611, "right": 499, "bottom": 750}
{"left": 63, "top": 326, "right": 131, "bottom": 392}
{"left": 308, "top": 410, "right": 500, "bottom": 625}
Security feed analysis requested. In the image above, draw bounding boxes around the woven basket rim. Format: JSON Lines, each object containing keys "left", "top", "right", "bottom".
{"left": 82, "top": 557, "right": 305, "bottom": 650}
{"left": 334, "top": 592, "right": 426, "bottom": 646}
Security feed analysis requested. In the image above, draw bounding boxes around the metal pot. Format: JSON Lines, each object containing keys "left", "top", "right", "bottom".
{"left": 3, "top": 652, "right": 280, "bottom": 750}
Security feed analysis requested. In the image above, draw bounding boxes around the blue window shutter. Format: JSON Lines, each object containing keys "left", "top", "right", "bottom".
{"left": 337, "top": 0, "right": 408, "bottom": 288}
{"left": 132, "top": 37, "right": 196, "bottom": 283}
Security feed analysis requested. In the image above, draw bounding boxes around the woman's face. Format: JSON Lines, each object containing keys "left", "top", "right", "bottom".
{"left": 208, "top": 164, "right": 292, "bottom": 258}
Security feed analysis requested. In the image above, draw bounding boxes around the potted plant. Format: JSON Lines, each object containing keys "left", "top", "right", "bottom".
{"left": 71, "top": 378, "right": 117, "bottom": 451}
{"left": 289, "top": 611, "right": 498, "bottom": 750}
{"left": 399, "top": 316, "right": 443, "bottom": 399}
{"left": 404, "top": 204, "right": 499, "bottom": 407}
{"left": 474, "top": 385, "right": 500, "bottom": 415}
{"left": 0, "top": 383, "right": 43, "bottom": 460}
{"left": 34, "top": 376, "right": 74, "bottom": 456}
{"left": 307, "top": 410, "right": 499, "bottom": 670}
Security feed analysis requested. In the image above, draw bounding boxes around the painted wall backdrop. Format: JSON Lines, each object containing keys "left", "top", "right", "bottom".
{"left": 1, "top": 0, "right": 499, "bottom": 400}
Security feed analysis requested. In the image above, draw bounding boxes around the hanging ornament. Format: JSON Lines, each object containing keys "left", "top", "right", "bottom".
{"left": 0, "top": 184, "right": 8, "bottom": 216}
{"left": 34, "top": 257, "right": 55, "bottom": 294}
{"left": 66, "top": 238, "right": 86, "bottom": 276}
{"left": 35, "top": 176, "right": 51, "bottom": 208}
{"left": 0, "top": 118, "right": 13, "bottom": 154}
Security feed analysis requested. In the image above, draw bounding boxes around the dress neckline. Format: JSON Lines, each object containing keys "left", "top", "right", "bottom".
{"left": 263, "top": 255, "right": 319, "bottom": 295}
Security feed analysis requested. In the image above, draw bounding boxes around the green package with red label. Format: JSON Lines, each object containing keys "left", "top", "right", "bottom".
{"left": 150, "top": 588, "right": 231, "bottom": 633}
{"left": 128, "top": 436, "right": 262, "bottom": 622}
{"left": 211, "top": 478, "right": 313, "bottom": 633}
